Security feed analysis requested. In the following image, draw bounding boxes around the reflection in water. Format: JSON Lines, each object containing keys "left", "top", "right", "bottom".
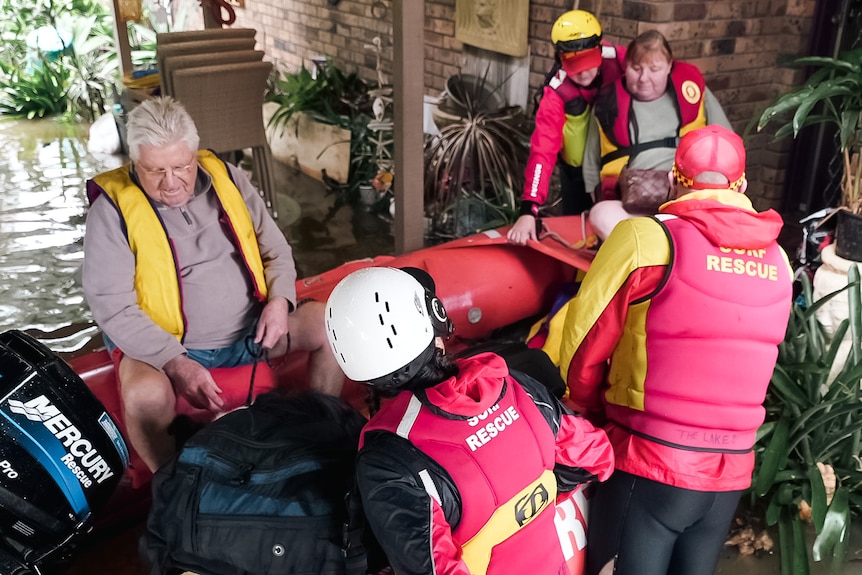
{"left": 0, "top": 117, "right": 124, "bottom": 352}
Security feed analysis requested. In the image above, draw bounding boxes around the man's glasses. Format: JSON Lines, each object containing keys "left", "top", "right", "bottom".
{"left": 135, "top": 160, "right": 197, "bottom": 180}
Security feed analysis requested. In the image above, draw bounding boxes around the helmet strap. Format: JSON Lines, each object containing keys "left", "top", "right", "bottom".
{"left": 365, "top": 341, "right": 438, "bottom": 391}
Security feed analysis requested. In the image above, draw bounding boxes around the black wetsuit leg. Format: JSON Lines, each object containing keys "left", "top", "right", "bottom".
{"left": 558, "top": 162, "right": 592, "bottom": 215}
{"left": 585, "top": 470, "right": 742, "bottom": 575}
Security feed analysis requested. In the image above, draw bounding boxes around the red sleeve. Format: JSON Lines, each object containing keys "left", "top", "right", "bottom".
{"left": 555, "top": 411, "right": 615, "bottom": 481}
{"left": 522, "top": 86, "right": 565, "bottom": 205}
{"left": 429, "top": 501, "right": 472, "bottom": 575}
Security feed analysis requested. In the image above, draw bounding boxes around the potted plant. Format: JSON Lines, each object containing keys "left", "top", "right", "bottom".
{"left": 757, "top": 49, "right": 862, "bottom": 260}
{"left": 751, "top": 270, "right": 862, "bottom": 574}
{"left": 266, "top": 60, "right": 371, "bottom": 134}
{"left": 265, "top": 60, "right": 381, "bottom": 211}
{"left": 424, "top": 70, "right": 528, "bottom": 240}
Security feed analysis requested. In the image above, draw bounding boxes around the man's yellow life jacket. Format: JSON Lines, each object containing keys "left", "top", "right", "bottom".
{"left": 88, "top": 150, "right": 267, "bottom": 341}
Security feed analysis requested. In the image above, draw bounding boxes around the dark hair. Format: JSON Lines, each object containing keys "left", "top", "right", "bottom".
{"left": 373, "top": 347, "right": 459, "bottom": 397}
{"left": 626, "top": 30, "right": 673, "bottom": 66}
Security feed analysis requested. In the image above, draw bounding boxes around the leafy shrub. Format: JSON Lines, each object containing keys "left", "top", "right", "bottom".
{"left": 266, "top": 60, "right": 383, "bottom": 210}
{"left": 0, "top": 59, "right": 68, "bottom": 119}
{"left": 266, "top": 62, "right": 372, "bottom": 135}
{"left": 753, "top": 269, "right": 862, "bottom": 574}
{"left": 0, "top": 0, "right": 123, "bottom": 121}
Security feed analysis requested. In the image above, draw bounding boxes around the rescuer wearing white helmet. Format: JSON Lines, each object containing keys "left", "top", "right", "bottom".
{"left": 555, "top": 125, "right": 793, "bottom": 575}
{"left": 507, "top": 9, "right": 626, "bottom": 246}
{"left": 324, "top": 266, "right": 614, "bottom": 575}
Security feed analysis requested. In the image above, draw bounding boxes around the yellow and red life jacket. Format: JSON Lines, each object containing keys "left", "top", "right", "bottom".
{"left": 593, "top": 61, "right": 707, "bottom": 199}
{"left": 603, "top": 214, "right": 791, "bottom": 452}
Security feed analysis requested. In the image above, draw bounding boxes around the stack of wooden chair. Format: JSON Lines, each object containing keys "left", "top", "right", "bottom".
{"left": 156, "top": 28, "right": 278, "bottom": 219}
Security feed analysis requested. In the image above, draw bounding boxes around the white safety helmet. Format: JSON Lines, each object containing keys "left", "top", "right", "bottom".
{"left": 324, "top": 267, "right": 451, "bottom": 385}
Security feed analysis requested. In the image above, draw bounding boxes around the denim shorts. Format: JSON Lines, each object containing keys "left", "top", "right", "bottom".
{"left": 102, "top": 331, "right": 261, "bottom": 369}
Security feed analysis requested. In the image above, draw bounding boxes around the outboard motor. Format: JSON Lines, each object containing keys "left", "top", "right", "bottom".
{"left": 0, "top": 330, "right": 129, "bottom": 574}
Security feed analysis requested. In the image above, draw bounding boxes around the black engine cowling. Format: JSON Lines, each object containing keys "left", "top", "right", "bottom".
{"left": 0, "top": 330, "right": 128, "bottom": 569}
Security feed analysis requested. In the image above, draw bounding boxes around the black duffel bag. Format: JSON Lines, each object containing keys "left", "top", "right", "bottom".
{"left": 141, "top": 390, "right": 376, "bottom": 575}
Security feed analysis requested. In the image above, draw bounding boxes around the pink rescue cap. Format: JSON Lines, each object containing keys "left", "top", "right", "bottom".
{"left": 672, "top": 125, "right": 746, "bottom": 191}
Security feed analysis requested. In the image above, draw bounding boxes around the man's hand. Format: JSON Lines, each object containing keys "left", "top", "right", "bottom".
{"left": 163, "top": 354, "right": 224, "bottom": 412}
{"left": 255, "top": 296, "right": 290, "bottom": 350}
{"left": 507, "top": 214, "right": 538, "bottom": 245}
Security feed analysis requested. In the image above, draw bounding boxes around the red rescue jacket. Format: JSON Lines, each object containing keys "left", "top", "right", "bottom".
{"left": 356, "top": 353, "right": 614, "bottom": 575}
{"left": 522, "top": 45, "right": 626, "bottom": 209}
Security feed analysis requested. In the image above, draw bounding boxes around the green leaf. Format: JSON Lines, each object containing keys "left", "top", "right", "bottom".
{"left": 824, "top": 319, "right": 850, "bottom": 374}
{"left": 808, "top": 464, "right": 827, "bottom": 533}
{"left": 790, "top": 510, "right": 811, "bottom": 575}
{"left": 757, "top": 415, "right": 791, "bottom": 496}
{"left": 778, "top": 506, "right": 811, "bottom": 575}
{"left": 778, "top": 509, "right": 793, "bottom": 575}
{"left": 848, "top": 266, "right": 862, "bottom": 367}
{"left": 812, "top": 487, "right": 850, "bottom": 562}
{"left": 795, "top": 54, "right": 861, "bottom": 74}
{"left": 771, "top": 365, "right": 812, "bottom": 408}
{"left": 766, "top": 489, "right": 783, "bottom": 525}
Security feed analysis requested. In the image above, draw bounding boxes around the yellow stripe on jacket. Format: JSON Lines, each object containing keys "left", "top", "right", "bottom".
{"left": 90, "top": 150, "right": 267, "bottom": 341}
{"left": 550, "top": 218, "right": 671, "bottom": 399}
{"left": 459, "top": 469, "right": 557, "bottom": 575}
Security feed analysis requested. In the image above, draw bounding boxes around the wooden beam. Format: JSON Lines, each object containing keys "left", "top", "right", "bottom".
{"left": 110, "top": 0, "right": 132, "bottom": 77}
{"left": 392, "top": 0, "right": 425, "bottom": 254}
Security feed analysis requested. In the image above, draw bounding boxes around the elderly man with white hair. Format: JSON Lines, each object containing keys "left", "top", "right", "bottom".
{"left": 83, "top": 96, "right": 342, "bottom": 473}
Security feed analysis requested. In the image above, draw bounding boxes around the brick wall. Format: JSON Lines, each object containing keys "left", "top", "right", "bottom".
{"left": 230, "top": 0, "right": 818, "bottom": 212}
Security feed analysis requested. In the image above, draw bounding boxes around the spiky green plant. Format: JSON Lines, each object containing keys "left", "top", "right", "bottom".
{"left": 0, "top": 58, "right": 68, "bottom": 119}
{"left": 423, "top": 69, "right": 528, "bottom": 239}
{"left": 753, "top": 268, "right": 862, "bottom": 574}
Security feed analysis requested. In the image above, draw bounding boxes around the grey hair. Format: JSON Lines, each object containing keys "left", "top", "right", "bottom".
{"left": 671, "top": 170, "right": 736, "bottom": 199}
{"left": 125, "top": 96, "right": 200, "bottom": 162}
{"left": 692, "top": 171, "right": 731, "bottom": 186}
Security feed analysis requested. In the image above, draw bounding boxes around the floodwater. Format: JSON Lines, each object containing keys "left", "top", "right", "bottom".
{"left": 0, "top": 115, "right": 394, "bottom": 356}
{"left": 0, "top": 117, "right": 122, "bottom": 352}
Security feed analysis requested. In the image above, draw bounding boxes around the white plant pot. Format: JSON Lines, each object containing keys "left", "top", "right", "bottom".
{"left": 263, "top": 102, "right": 351, "bottom": 184}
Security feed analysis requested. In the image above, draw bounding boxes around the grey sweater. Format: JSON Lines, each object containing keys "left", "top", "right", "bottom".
{"left": 582, "top": 88, "right": 732, "bottom": 195}
{"left": 82, "top": 162, "right": 296, "bottom": 370}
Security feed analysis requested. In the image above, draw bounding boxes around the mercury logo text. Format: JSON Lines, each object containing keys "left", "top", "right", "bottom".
{"left": 8, "top": 396, "right": 114, "bottom": 486}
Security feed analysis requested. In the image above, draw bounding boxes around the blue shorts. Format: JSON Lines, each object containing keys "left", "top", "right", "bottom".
{"left": 102, "top": 332, "right": 262, "bottom": 370}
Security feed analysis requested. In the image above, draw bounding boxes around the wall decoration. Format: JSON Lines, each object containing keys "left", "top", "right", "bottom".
{"left": 455, "top": 0, "right": 529, "bottom": 57}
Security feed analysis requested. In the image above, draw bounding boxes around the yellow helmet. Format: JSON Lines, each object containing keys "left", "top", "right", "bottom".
{"left": 551, "top": 10, "right": 602, "bottom": 53}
